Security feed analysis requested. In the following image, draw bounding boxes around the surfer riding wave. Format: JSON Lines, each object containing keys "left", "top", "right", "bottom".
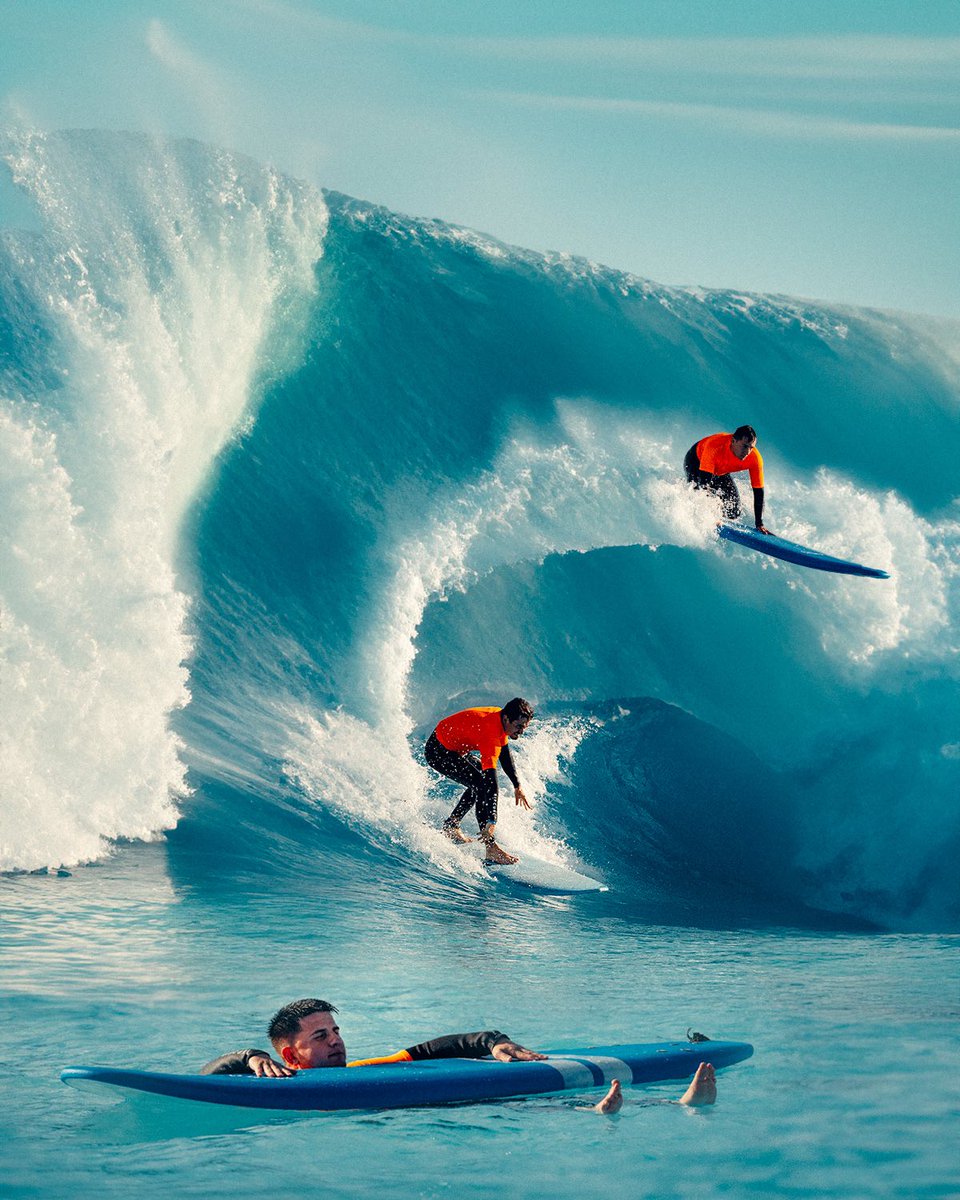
{"left": 425, "top": 698, "right": 534, "bottom": 865}
{"left": 684, "top": 426, "right": 772, "bottom": 535}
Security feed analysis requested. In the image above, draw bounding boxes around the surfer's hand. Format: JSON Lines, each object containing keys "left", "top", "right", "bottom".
{"left": 248, "top": 1054, "right": 293, "bottom": 1078}
{"left": 492, "top": 1040, "right": 547, "bottom": 1063}
{"left": 514, "top": 786, "right": 531, "bottom": 810}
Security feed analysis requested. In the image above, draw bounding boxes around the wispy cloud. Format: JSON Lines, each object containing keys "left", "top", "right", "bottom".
{"left": 487, "top": 91, "right": 960, "bottom": 142}
{"left": 215, "top": 7, "right": 960, "bottom": 144}
{"left": 466, "top": 35, "right": 960, "bottom": 81}
{"left": 147, "top": 20, "right": 211, "bottom": 77}
{"left": 145, "top": 19, "right": 235, "bottom": 133}
{"left": 228, "top": 0, "right": 408, "bottom": 44}
{"left": 227, "top": 11, "right": 960, "bottom": 83}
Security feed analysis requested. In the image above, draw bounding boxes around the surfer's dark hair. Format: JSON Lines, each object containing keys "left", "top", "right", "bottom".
{"left": 733, "top": 425, "right": 757, "bottom": 442}
{"left": 502, "top": 697, "right": 534, "bottom": 722}
{"left": 268, "top": 998, "right": 339, "bottom": 1046}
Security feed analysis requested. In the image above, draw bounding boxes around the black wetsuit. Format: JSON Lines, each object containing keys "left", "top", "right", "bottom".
{"left": 684, "top": 442, "right": 767, "bottom": 527}
{"left": 201, "top": 1030, "right": 511, "bottom": 1075}
{"left": 424, "top": 732, "right": 519, "bottom": 831}
{"left": 684, "top": 443, "right": 743, "bottom": 519}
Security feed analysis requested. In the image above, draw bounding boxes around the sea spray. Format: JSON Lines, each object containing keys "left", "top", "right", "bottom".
{"left": 0, "top": 131, "right": 327, "bottom": 870}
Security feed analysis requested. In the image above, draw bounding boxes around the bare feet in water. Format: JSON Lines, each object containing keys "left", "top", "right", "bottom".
{"left": 442, "top": 825, "right": 472, "bottom": 844}
{"left": 483, "top": 839, "right": 519, "bottom": 865}
{"left": 579, "top": 1063, "right": 717, "bottom": 1114}
{"left": 592, "top": 1080, "right": 623, "bottom": 1114}
{"left": 678, "top": 1062, "right": 717, "bottom": 1106}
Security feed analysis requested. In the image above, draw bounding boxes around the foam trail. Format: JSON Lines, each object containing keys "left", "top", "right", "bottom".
{"left": 0, "top": 132, "right": 327, "bottom": 870}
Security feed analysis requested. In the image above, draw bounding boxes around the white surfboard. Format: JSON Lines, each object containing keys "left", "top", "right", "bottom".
{"left": 471, "top": 847, "right": 607, "bottom": 894}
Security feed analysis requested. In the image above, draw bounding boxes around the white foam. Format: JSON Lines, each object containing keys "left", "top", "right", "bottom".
{"left": 0, "top": 132, "right": 327, "bottom": 870}
{"left": 298, "top": 398, "right": 957, "bottom": 866}
{"left": 282, "top": 702, "right": 597, "bottom": 879}
{"left": 359, "top": 399, "right": 957, "bottom": 728}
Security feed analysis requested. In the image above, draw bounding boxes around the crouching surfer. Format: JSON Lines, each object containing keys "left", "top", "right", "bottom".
{"left": 424, "top": 697, "right": 534, "bottom": 865}
{"left": 684, "top": 425, "right": 773, "bottom": 535}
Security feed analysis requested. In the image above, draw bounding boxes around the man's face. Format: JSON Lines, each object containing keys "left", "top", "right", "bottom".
{"left": 280, "top": 1010, "right": 347, "bottom": 1070}
{"left": 503, "top": 715, "right": 530, "bottom": 740}
{"left": 731, "top": 435, "right": 756, "bottom": 461}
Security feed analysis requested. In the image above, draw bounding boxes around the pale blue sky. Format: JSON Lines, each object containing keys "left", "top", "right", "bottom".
{"left": 2, "top": 1, "right": 958, "bottom": 316}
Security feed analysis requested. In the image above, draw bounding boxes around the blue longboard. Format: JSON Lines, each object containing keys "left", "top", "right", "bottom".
{"left": 718, "top": 522, "right": 890, "bottom": 578}
{"left": 61, "top": 1040, "right": 752, "bottom": 1111}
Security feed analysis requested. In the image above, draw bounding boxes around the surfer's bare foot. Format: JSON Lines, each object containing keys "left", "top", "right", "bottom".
{"left": 442, "top": 824, "right": 472, "bottom": 844}
{"left": 593, "top": 1080, "right": 623, "bottom": 1114}
{"left": 483, "top": 840, "right": 519, "bottom": 865}
{"left": 679, "top": 1062, "right": 717, "bottom": 1106}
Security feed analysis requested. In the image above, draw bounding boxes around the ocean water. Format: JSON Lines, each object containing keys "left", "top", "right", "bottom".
{"left": 1, "top": 130, "right": 958, "bottom": 1199}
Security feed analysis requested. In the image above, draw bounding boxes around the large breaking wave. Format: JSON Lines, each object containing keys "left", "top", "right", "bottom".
{"left": 2, "top": 131, "right": 957, "bottom": 932}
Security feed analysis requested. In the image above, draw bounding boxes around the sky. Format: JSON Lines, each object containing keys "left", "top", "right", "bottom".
{"left": 1, "top": 0, "right": 958, "bottom": 317}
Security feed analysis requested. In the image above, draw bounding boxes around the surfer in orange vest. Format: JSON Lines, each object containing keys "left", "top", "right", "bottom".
{"left": 684, "top": 426, "right": 772, "bottom": 534}
{"left": 425, "top": 697, "right": 534, "bottom": 865}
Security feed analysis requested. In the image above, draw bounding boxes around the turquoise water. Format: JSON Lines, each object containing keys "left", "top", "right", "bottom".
{"left": 2, "top": 131, "right": 959, "bottom": 1198}
{"left": 3, "top": 847, "right": 958, "bottom": 1198}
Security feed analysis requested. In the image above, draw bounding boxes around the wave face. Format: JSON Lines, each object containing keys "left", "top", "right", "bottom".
{"left": 2, "top": 131, "right": 958, "bottom": 931}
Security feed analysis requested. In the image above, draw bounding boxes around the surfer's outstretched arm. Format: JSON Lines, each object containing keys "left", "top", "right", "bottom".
{"left": 752, "top": 487, "right": 771, "bottom": 534}
{"left": 500, "top": 743, "right": 530, "bottom": 809}
{"left": 400, "top": 1031, "right": 544, "bottom": 1062}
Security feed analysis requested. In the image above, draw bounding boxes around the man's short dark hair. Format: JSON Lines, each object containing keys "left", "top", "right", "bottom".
{"left": 733, "top": 425, "right": 757, "bottom": 443}
{"left": 268, "top": 998, "right": 339, "bottom": 1047}
{"left": 502, "top": 697, "right": 534, "bottom": 723}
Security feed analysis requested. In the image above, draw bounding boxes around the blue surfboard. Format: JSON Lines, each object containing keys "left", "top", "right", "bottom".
{"left": 718, "top": 522, "right": 890, "bottom": 578}
{"left": 61, "top": 1039, "right": 753, "bottom": 1111}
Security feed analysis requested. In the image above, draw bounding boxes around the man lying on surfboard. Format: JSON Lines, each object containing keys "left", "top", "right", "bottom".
{"left": 425, "top": 697, "right": 534, "bottom": 865}
{"left": 200, "top": 997, "right": 721, "bottom": 1113}
{"left": 684, "top": 425, "right": 773, "bottom": 535}
{"left": 201, "top": 997, "right": 544, "bottom": 1076}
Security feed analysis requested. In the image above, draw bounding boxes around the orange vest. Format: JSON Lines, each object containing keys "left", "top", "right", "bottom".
{"left": 696, "top": 433, "right": 764, "bottom": 488}
{"left": 347, "top": 1050, "right": 414, "bottom": 1068}
{"left": 434, "top": 707, "right": 508, "bottom": 771}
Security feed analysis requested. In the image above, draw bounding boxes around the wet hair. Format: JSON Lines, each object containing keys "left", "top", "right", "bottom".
{"left": 502, "top": 697, "right": 535, "bottom": 723}
{"left": 268, "top": 998, "right": 339, "bottom": 1047}
{"left": 733, "top": 425, "right": 757, "bottom": 443}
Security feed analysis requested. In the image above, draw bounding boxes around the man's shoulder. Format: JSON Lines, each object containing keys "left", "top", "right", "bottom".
{"left": 461, "top": 707, "right": 502, "bottom": 725}
{"left": 200, "top": 1048, "right": 271, "bottom": 1075}
{"left": 699, "top": 432, "right": 730, "bottom": 457}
